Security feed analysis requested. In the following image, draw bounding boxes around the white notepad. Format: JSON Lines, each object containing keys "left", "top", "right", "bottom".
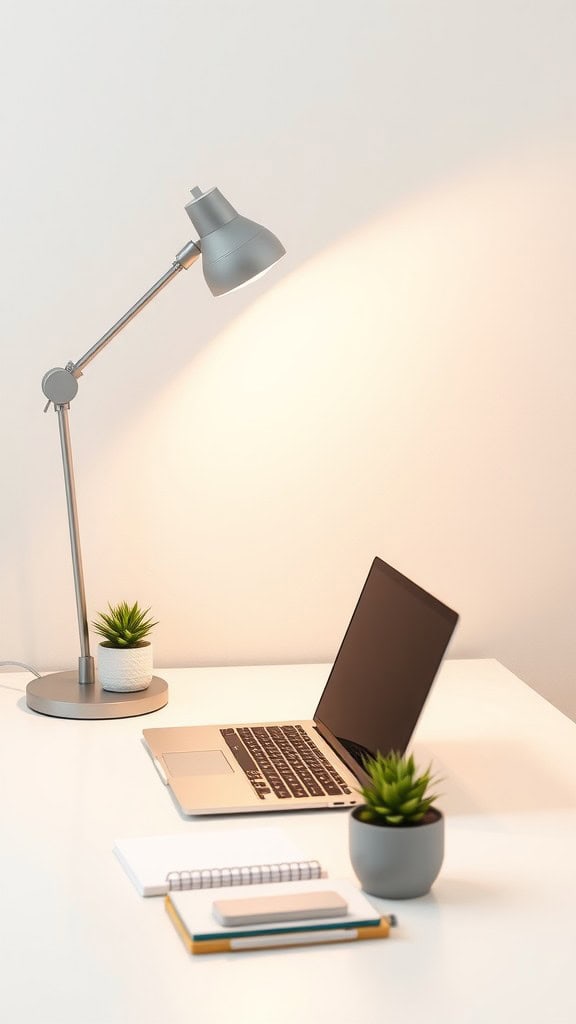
{"left": 113, "top": 827, "right": 323, "bottom": 896}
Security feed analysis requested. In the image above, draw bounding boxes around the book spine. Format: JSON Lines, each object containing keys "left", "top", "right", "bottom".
{"left": 166, "top": 859, "right": 323, "bottom": 891}
{"left": 189, "top": 920, "right": 391, "bottom": 955}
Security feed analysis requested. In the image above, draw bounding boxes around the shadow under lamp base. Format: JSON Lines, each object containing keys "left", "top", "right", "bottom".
{"left": 26, "top": 672, "right": 169, "bottom": 720}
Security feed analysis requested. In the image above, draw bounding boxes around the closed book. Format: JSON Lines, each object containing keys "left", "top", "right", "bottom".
{"left": 165, "top": 878, "right": 390, "bottom": 954}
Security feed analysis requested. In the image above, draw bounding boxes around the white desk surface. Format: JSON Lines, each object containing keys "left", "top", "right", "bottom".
{"left": 1, "top": 659, "right": 575, "bottom": 1024}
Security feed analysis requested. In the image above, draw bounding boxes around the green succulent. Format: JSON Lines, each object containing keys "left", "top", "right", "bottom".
{"left": 357, "top": 750, "right": 441, "bottom": 826}
{"left": 92, "top": 601, "right": 158, "bottom": 649}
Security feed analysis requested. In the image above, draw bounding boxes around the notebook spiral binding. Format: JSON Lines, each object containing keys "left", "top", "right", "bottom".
{"left": 166, "top": 859, "right": 323, "bottom": 891}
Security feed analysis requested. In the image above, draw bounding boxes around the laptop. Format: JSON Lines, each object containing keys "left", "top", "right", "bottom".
{"left": 143, "top": 557, "right": 458, "bottom": 815}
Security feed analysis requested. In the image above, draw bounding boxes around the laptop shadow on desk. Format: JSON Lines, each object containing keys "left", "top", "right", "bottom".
{"left": 412, "top": 737, "right": 576, "bottom": 816}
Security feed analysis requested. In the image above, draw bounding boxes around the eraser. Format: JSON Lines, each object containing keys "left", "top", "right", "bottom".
{"left": 212, "top": 889, "right": 348, "bottom": 926}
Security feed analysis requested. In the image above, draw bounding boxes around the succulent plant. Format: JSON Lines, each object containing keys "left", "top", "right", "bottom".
{"left": 357, "top": 750, "right": 441, "bottom": 826}
{"left": 92, "top": 601, "right": 158, "bottom": 649}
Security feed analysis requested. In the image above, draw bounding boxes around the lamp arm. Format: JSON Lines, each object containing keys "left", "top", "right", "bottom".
{"left": 71, "top": 263, "right": 183, "bottom": 376}
{"left": 41, "top": 240, "right": 201, "bottom": 686}
{"left": 71, "top": 239, "right": 200, "bottom": 376}
{"left": 42, "top": 241, "right": 201, "bottom": 402}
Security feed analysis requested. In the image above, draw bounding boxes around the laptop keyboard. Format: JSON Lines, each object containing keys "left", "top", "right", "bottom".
{"left": 220, "top": 724, "right": 353, "bottom": 801}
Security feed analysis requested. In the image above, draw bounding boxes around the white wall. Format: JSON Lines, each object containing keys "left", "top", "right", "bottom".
{"left": 1, "top": 1, "right": 575, "bottom": 718}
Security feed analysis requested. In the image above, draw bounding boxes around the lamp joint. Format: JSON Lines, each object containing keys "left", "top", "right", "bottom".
{"left": 42, "top": 366, "right": 79, "bottom": 411}
{"left": 174, "top": 239, "right": 202, "bottom": 270}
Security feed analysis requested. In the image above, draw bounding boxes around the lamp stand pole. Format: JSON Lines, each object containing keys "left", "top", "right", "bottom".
{"left": 57, "top": 403, "right": 94, "bottom": 686}
{"left": 26, "top": 242, "right": 201, "bottom": 719}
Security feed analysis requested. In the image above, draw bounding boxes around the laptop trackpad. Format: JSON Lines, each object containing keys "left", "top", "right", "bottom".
{"left": 163, "top": 750, "right": 234, "bottom": 777}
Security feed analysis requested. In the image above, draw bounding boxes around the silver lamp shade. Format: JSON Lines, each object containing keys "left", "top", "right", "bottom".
{"left": 185, "top": 186, "right": 286, "bottom": 296}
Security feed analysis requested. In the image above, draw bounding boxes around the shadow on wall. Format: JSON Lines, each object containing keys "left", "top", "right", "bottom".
{"left": 26, "top": 153, "right": 576, "bottom": 720}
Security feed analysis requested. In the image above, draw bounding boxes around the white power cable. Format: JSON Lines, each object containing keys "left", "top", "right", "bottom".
{"left": 0, "top": 661, "right": 42, "bottom": 678}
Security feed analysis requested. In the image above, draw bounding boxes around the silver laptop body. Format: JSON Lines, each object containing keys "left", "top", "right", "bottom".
{"left": 143, "top": 557, "right": 459, "bottom": 816}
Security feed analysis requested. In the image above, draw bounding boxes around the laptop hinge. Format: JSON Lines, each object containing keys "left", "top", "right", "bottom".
{"left": 312, "top": 718, "right": 372, "bottom": 785}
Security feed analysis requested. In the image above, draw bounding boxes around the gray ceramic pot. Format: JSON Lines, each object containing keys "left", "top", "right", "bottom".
{"left": 349, "top": 807, "right": 444, "bottom": 899}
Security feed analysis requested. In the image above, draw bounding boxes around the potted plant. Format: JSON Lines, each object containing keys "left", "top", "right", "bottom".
{"left": 349, "top": 750, "right": 444, "bottom": 899}
{"left": 92, "top": 601, "right": 158, "bottom": 692}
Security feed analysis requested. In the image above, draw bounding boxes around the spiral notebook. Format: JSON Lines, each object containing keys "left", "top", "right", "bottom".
{"left": 113, "top": 826, "right": 323, "bottom": 897}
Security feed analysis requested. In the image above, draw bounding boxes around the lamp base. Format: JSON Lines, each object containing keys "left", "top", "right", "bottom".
{"left": 26, "top": 671, "right": 169, "bottom": 720}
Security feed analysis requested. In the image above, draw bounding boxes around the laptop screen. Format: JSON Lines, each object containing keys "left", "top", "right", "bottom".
{"left": 313, "top": 558, "right": 458, "bottom": 776}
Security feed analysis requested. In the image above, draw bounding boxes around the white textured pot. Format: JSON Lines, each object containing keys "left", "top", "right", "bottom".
{"left": 349, "top": 806, "right": 444, "bottom": 899}
{"left": 97, "top": 642, "right": 153, "bottom": 692}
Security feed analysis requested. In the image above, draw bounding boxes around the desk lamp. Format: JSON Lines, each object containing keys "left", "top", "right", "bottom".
{"left": 26, "top": 186, "right": 285, "bottom": 720}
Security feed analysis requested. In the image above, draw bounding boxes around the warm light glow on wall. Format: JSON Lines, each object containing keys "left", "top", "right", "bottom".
{"left": 36, "top": 159, "right": 576, "bottom": 700}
